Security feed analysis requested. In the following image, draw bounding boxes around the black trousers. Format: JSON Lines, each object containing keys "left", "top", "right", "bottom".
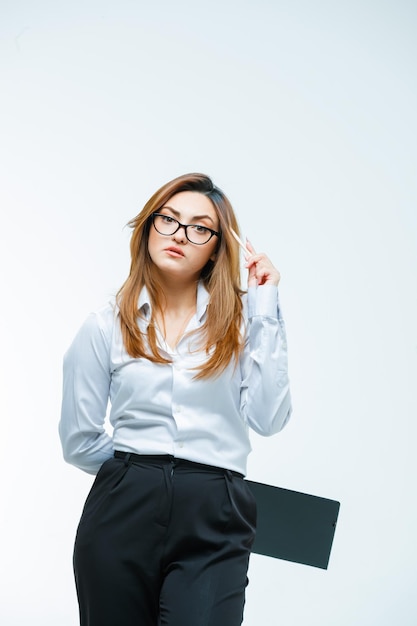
{"left": 73, "top": 453, "right": 257, "bottom": 626}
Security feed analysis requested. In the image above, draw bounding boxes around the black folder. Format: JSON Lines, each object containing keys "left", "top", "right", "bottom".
{"left": 247, "top": 480, "right": 340, "bottom": 569}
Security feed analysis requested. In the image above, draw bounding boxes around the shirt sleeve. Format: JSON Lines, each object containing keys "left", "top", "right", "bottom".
{"left": 59, "top": 309, "right": 114, "bottom": 474}
{"left": 240, "top": 285, "right": 292, "bottom": 436}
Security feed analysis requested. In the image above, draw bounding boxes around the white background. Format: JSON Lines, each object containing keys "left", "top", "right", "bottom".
{"left": 1, "top": 1, "right": 416, "bottom": 624}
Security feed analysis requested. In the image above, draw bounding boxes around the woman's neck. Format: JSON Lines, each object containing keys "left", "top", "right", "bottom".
{"left": 153, "top": 278, "right": 199, "bottom": 349}
{"left": 156, "top": 275, "right": 199, "bottom": 315}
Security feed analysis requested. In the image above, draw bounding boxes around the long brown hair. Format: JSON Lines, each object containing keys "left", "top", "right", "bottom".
{"left": 116, "top": 173, "right": 244, "bottom": 379}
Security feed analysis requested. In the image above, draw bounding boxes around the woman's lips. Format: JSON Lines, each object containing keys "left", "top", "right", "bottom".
{"left": 165, "top": 246, "right": 185, "bottom": 257}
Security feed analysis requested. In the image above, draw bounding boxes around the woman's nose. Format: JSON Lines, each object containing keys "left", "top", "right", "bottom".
{"left": 172, "top": 226, "right": 187, "bottom": 243}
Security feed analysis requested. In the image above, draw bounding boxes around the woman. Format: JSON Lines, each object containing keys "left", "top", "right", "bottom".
{"left": 59, "top": 172, "right": 292, "bottom": 626}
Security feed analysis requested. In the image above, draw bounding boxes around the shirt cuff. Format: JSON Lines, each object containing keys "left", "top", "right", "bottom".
{"left": 247, "top": 285, "right": 280, "bottom": 319}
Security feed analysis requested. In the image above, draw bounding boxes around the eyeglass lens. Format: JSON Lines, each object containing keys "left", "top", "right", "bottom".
{"left": 153, "top": 214, "right": 214, "bottom": 244}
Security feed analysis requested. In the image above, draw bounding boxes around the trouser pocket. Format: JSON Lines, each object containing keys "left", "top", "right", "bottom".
{"left": 223, "top": 471, "right": 257, "bottom": 550}
{"left": 77, "top": 457, "right": 130, "bottom": 528}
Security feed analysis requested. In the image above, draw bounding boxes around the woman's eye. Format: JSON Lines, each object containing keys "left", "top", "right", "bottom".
{"left": 162, "top": 215, "right": 175, "bottom": 223}
{"left": 193, "top": 225, "right": 209, "bottom": 234}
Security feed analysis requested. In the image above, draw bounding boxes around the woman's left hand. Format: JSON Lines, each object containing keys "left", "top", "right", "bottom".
{"left": 245, "top": 239, "right": 281, "bottom": 287}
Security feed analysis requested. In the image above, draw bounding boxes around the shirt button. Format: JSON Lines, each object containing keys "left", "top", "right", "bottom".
{"left": 175, "top": 405, "right": 182, "bottom": 413}
{"left": 178, "top": 442, "right": 184, "bottom": 448}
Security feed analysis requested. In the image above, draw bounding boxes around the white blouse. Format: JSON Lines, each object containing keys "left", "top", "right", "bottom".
{"left": 59, "top": 282, "right": 292, "bottom": 476}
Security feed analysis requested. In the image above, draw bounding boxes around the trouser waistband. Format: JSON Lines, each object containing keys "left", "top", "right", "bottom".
{"left": 114, "top": 450, "right": 244, "bottom": 478}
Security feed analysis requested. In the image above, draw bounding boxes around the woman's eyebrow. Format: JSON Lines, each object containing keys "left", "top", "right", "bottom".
{"left": 161, "top": 206, "right": 215, "bottom": 224}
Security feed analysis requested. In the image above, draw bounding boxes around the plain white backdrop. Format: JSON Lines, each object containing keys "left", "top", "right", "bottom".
{"left": 1, "top": 1, "right": 416, "bottom": 624}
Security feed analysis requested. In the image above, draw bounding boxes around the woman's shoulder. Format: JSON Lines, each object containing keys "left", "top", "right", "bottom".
{"left": 95, "top": 299, "right": 119, "bottom": 320}
{"left": 79, "top": 300, "right": 119, "bottom": 342}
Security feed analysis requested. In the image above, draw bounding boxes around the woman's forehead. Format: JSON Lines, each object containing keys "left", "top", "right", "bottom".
{"left": 162, "top": 191, "right": 218, "bottom": 224}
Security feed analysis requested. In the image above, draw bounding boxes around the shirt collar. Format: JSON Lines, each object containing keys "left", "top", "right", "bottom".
{"left": 196, "top": 281, "right": 210, "bottom": 322}
{"left": 137, "top": 281, "right": 210, "bottom": 323}
{"left": 138, "top": 285, "right": 151, "bottom": 319}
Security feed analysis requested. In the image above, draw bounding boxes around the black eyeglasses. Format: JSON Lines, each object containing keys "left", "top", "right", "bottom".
{"left": 152, "top": 213, "right": 220, "bottom": 245}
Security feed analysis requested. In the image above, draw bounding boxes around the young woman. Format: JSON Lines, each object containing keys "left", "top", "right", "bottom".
{"left": 59, "top": 172, "right": 292, "bottom": 626}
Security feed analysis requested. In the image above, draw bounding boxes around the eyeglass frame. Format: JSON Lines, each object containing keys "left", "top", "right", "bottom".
{"left": 151, "top": 212, "right": 221, "bottom": 245}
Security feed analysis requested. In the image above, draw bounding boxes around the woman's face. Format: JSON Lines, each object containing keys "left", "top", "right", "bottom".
{"left": 147, "top": 191, "right": 220, "bottom": 282}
